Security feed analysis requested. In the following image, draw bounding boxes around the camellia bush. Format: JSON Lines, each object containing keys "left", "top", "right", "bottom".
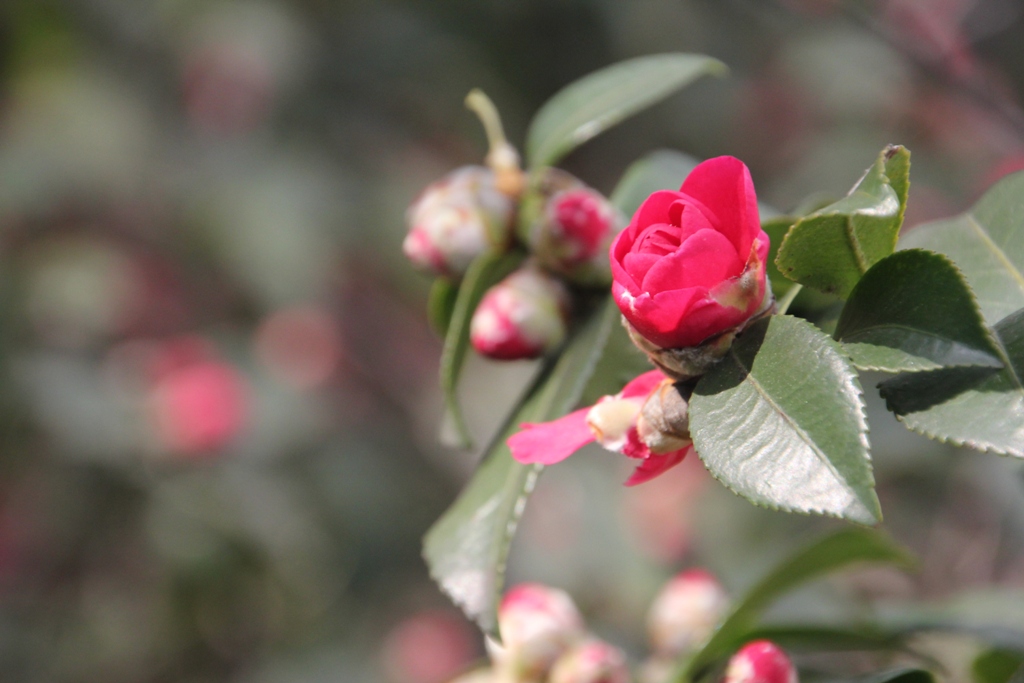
{"left": 403, "top": 54, "right": 1024, "bottom": 683}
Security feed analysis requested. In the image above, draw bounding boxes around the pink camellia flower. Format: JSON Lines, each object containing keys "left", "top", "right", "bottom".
{"left": 507, "top": 370, "right": 692, "bottom": 486}
{"left": 490, "top": 583, "right": 585, "bottom": 681}
{"left": 724, "top": 641, "right": 798, "bottom": 683}
{"left": 610, "top": 156, "right": 770, "bottom": 350}
{"left": 647, "top": 569, "right": 729, "bottom": 657}
{"left": 470, "top": 266, "right": 570, "bottom": 360}
{"left": 404, "top": 166, "right": 514, "bottom": 278}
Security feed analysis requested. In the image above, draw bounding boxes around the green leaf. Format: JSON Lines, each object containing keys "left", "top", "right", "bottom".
{"left": 440, "top": 249, "right": 525, "bottom": 447}
{"left": 764, "top": 215, "right": 798, "bottom": 299}
{"left": 899, "top": 171, "right": 1024, "bottom": 325}
{"left": 835, "top": 249, "right": 1003, "bottom": 373}
{"left": 423, "top": 298, "right": 617, "bottom": 635}
{"left": 974, "top": 649, "right": 1024, "bottom": 683}
{"left": 428, "top": 278, "right": 459, "bottom": 336}
{"left": 676, "top": 529, "right": 914, "bottom": 682}
{"left": 745, "top": 624, "right": 909, "bottom": 653}
{"left": 854, "top": 669, "right": 936, "bottom": 683}
{"left": 776, "top": 145, "right": 911, "bottom": 299}
{"left": 609, "top": 149, "right": 701, "bottom": 217}
{"left": 878, "top": 306, "right": 1024, "bottom": 457}
{"left": 689, "top": 315, "right": 881, "bottom": 525}
{"left": 525, "top": 54, "right": 727, "bottom": 169}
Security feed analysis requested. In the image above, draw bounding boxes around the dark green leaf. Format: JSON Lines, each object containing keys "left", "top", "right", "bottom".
{"left": 440, "top": 249, "right": 525, "bottom": 447}
{"left": 609, "top": 149, "right": 701, "bottom": 217}
{"left": 878, "top": 588, "right": 1024, "bottom": 652}
{"left": 776, "top": 145, "right": 911, "bottom": 299}
{"left": 853, "top": 669, "right": 935, "bottom": 683}
{"left": 690, "top": 315, "right": 881, "bottom": 524}
{"left": 428, "top": 278, "right": 459, "bottom": 336}
{"left": 525, "top": 54, "right": 726, "bottom": 169}
{"left": 676, "top": 529, "right": 914, "bottom": 682}
{"left": 879, "top": 307, "right": 1024, "bottom": 457}
{"left": 746, "top": 624, "right": 909, "bottom": 653}
{"left": 974, "top": 649, "right": 1024, "bottom": 683}
{"left": 835, "top": 249, "right": 1002, "bottom": 373}
{"left": 764, "top": 215, "right": 798, "bottom": 299}
{"left": 900, "top": 171, "right": 1024, "bottom": 325}
{"left": 423, "top": 298, "right": 617, "bottom": 635}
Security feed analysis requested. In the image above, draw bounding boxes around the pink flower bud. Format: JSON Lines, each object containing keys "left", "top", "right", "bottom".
{"left": 490, "top": 583, "right": 585, "bottom": 681}
{"left": 647, "top": 569, "right": 729, "bottom": 657}
{"left": 526, "top": 187, "right": 622, "bottom": 284}
{"left": 470, "top": 267, "right": 570, "bottom": 360}
{"left": 724, "top": 641, "right": 798, "bottom": 683}
{"left": 549, "top": 640, "right": 632, "bottom": 683}
{"left": 404, "top": 166, "right": 514, "bottom": 278}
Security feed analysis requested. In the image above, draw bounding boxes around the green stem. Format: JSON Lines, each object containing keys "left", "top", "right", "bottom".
{"left": 776, "top": 284, "right": 802, "bottom": 316}
{"left": 465, "top": 89, "right": 509, "bottom": 152}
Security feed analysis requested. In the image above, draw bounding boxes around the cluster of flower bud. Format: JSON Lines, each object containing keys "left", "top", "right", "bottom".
{"left": 640, "top": 570, "right": 797, "bottom": 683}
{"left": 402, "top": 92, "right": 624, "bottom": 361}
{"left": 451, "top": 576, "right": 796, "bottom": 683}
{"left": 453, "top": 583, "right": 630, "bottom": 683}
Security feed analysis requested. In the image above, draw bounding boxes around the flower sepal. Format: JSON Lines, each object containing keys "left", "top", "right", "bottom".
{"left": 624, "top": 287, "right": 775, "bottom": 381}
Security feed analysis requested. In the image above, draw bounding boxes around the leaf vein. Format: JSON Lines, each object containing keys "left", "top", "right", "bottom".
{"left": 727, "top": 351, "right": 850, "bottom": 487}
{"left": 966, "top": 214, "right": 1024, "bottom": 294}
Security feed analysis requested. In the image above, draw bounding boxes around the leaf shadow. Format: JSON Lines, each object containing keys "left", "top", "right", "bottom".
{"left": 878, "top": 366, "right": 1003, "bottom": 415}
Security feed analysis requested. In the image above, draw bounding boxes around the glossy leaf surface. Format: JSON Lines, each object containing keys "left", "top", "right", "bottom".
{"left": 879, "top": 307, "right": 1024, "bottom": 457}
{"left": 423, "top": 298, "right": 617, "bottom": 634}
{"left": 776, "top": 145, "right": 910, "bottom": 298}
{"left": 835, "top": 249, "right": 1002, "bottom": 372}
{"left": 690, "top": 315, "right": 881, "bottom": 524}
{"left": 900, "top": 171, "right": 1024, "bottom": 325}
{"left": 525, "top": 54, "right": 726, "bottom": 169}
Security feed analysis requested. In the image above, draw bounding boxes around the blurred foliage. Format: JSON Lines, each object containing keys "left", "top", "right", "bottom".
{"left": 0, "top": 0, "right": 1023, "bottom": 682}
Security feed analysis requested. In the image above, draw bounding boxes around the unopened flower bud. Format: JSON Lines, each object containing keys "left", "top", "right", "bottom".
{"left": 724, "top": 641, "right": 798, "bottom": 683}
{"left": 636, "top": 380, "right": 691, "bottom": 454}
{"left": 523, "top": 184, "right": 622, "bottom": 284}
{"left": 470, "top": 266, "right": 570, "bottom": 360}
{"left": 647, "top": 569, "right": 729, "bottom": 657}
{"left": 404, "top": 166, "right": 514, "bottom": 278}
{"left": 549, "top": 640, "right": 631, "bottom": 683}
{"left": 490, "top": 583, "right": 586, "bottom": 681}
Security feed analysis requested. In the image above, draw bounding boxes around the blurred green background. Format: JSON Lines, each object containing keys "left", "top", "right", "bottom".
{"left": 2, "top": 0, "right": 1024, "bottom": 681}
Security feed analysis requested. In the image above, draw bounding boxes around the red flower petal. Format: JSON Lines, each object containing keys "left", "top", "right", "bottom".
{"left": 680, "top": 156, "right": 760, "bottom": 256}
{"left": 624, "top": 446, "right": 691, "bottom": 486}
{"left": 620, "top": 370, "right": 669, "bottom": 399}
{"left": 641, "top": 228, "right": 742, "bottom": 293}
{"left": 507, "top": 408, "right": 594, "bottom": 465}
{"left": 618, "top": 286, "right": 706, "bottom": 348}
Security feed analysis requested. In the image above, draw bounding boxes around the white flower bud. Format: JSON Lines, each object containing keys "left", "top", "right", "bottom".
{"left": 404, "top": 166, "right": 514, "bottom": 278}
{"left": 549, "top": 640, "right": 631, "bottom": 683}
{"left": 470, "top": 266, "right": 570, "bottom": 360}
{"left": 490, "top": 583, "right": 586, "bottom": 682}
{"left": 647, "top": 569, "right": 729, "bottom": 658}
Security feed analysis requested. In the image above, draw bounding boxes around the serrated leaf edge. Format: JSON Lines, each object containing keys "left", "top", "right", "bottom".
{"left": 889, "top": 413, "right": 1024, "bottom": 458}
{"left": 837, "top": 249, "right": 1004, "bottom": 375}
{"left": 694, "top": 315, "right": 881, "bottom": 525}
